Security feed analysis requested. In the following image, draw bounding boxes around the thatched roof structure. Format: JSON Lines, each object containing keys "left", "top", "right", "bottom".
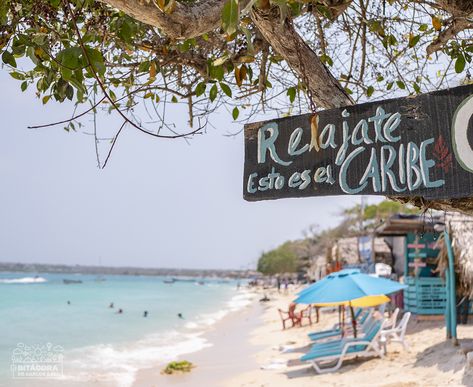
{"left": 436, "top": 212, "right": 473, "bottom": 299}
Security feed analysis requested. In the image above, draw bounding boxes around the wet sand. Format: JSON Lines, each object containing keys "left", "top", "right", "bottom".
{"left": 133, "top": 298, "right": 263, "bottom": 387}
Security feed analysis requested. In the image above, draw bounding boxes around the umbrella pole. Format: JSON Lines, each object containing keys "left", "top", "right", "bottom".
{"left": 349, "top": 302, "right": 357, "bottom": 338}
{"left": 338, "top": 305, "right": 341, "bottom": 336}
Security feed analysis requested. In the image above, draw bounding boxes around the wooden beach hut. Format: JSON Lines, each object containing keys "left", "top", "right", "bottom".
{"left": 376, "top": 212, "right": 473, "bottom": 321}
{"left": 375, "top": 214, "right": 446, "bottom": 316}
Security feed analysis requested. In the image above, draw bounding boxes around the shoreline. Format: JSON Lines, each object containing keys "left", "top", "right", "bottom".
{"left": 133, "top": 290, "right": 263, "bottom": 386}
{"left": 6, "top": 284, "right": 473, "bottom": 387}
{"left": 139, "top": 286, "right": 473, "bottom": 387}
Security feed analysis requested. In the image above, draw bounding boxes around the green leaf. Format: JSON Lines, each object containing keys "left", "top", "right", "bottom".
{"left": 418, "top": 24, "right": 428, "bottom": 32}
{"left": 195, "top": 82, "right": 206, "bottom": 97}
{"left": 219, "top": 82, "right": 232, "bottom": 97}
{"left": 65, "top": 84, "right": 74, "bottom": 100}
{"left": 455, "top": 54, "right": 466, "bottom": 73}
{"left": 2, "top": 51, "right": 16, "bottom": 67}
{"left": 222, "top": 0, "right": 240, "bottom": 35}
{"left": 171, "top": 95, "right": 178, "bottom": 103}
{"left": 138, "top": 61, "right": 151, "bottom": 73}
{"left": 209, "top": 65, "right": 225, "bottom": 81}
{"left": 232, "top": 106, "right": 239, "bottom": 120}
{"left": 408, "top": 34, "right": 420, "bottom": 48}
{"left": 366, "top": 85, "right": 375, "bottom": 97}
{"left": 118, "top": 19, "right": 135, "bottom": 44}
{"left": 21, "top": 81, "right": 27, "bottom": 92}
{"left": 221, "top": 0, "right": 239, "bottom": 36}
{"left": 209, "top": 84, "right": 218, "bottom": 102}
{"left": 57, "top": 47, "right": 82, "bottom": 69}
{"left": 287, "top": 87, "right": 296, "bottom": 103}
{"left": 413, "top": 82, "right": 421, "bottom": 93}
{"left": 9, "top": 71, "right": 24, "bottom": 80}
{"left": 84, "top": 47, "right": 106, "bottom": 76}
{"left": 386, "top": 82, "right": 394, "bottom": 90}
{"left": 320, "top": 54, "right": 333, "bottom": 67}
{"left": 396, "top": 80, "right": 406, "bottom": 90}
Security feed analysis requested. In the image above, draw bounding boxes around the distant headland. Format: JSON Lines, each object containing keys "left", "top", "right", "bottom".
{"left": 0, "top": 262, "right": 256, "bottom": 279}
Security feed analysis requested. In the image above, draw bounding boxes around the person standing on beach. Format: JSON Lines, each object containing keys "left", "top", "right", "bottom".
{"left": 277, "top": 276, "right": 281, "bottom": 293}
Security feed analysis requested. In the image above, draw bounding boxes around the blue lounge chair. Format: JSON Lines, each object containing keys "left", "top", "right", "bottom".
{"left": 308, "top": 308, "right": 371, "bottom": 342}
{"left": 301, "top": 319, "right": 386, "bottom": 373}
{"left": 307, "top": 317, "right": 381, "bottom": 352}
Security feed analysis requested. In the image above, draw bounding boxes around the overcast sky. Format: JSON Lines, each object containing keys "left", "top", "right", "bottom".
{"left": 0, "top": 70, "right": 383, "bottom": 269}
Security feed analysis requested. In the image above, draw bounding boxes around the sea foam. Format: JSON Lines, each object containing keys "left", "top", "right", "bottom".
{"left": 64, "top": 288, "right": 256, "bottom": 387}
{"left": 0, "top": 276, "right": 47, "bottom": 284}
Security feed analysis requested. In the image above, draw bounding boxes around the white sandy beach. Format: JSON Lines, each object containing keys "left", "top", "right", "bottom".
{"left": 138, "top": 286, "right": 473, "bottom": 387}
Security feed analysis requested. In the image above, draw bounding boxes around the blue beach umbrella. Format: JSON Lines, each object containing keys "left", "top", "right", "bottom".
{"left": 297, "top": 269, "right": 361, "bottom": 297}
{"left": 295, "top": 269, "right": 407, "bottom": 305}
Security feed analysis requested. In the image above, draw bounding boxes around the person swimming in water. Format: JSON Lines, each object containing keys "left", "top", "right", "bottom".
{"left": 67, "top": 300, "right": 71, "bottom": 305}
{"left": 117, "top": 308, "right": 123, "bottom": 314}
{"left": 143, "top": 311, "right": 148, "bottom": 317}
{"left": 109, "top": 302, "right": 114, "bottom": 308}
{"left": 177, "top": 313, "right": 184, "bottom": 319}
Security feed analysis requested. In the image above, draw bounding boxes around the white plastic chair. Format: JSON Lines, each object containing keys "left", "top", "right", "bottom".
{"left": 380, "top": 311, "right": 411, "bottom": 351}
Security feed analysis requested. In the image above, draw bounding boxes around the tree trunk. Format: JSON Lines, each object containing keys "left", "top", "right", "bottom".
{"left": 251, "top": 7, "right": 352, "bottom": 109}
{"left": 101, "top": 0, "right": 235, "bottom": 39}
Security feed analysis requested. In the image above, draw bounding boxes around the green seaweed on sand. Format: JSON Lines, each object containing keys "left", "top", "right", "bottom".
{"left": 162, "top": 360, "right": 195, "bottom": 375}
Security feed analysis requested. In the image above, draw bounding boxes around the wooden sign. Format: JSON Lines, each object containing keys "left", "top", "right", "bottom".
{"left": 243, "top": 84, "right": 473, "bottom": 201}
{"left": 407, "top": 243, "right": 426, "bottom": 249}
{"left": 409, "top": 261, "right": 427, "bottom": 268}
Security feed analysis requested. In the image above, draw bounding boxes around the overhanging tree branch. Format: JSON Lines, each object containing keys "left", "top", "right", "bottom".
{"left": 100, "top": 0, "right": 246, "bottom": 39}
{"left": 251, "top": 6, "right": 353, "bottom": 109}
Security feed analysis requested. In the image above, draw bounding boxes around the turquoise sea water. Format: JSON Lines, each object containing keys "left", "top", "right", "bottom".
{"left": 0, "top": 272, "right": 252, "bottom": 386}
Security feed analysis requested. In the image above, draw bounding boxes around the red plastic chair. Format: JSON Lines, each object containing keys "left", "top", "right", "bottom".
{"left": 279, "top": 303, "right": 302, "bottom": 329}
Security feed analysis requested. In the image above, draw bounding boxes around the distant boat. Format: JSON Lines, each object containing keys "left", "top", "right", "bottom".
{"left": 196, "top": 281, "right": 205, "bottom": 286}
{"left": 63, "top": 279, "right": 82, "bottom": 284}
{"left": 163, "top": 278, "right": 175, "bottom": 284}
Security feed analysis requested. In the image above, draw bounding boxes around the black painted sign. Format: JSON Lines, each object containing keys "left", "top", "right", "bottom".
{"left": 243, "top": 84, "right": 473, "bottom": 201}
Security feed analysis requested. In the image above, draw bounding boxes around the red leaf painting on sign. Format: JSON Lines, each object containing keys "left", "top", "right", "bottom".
{"left": 433, "top": 135, "right": 453, "bottom": 173}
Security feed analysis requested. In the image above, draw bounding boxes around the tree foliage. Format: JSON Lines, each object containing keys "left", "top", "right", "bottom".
{"left": 257, "top": 242, "right": 300, "bottom": 275}
{"left": 1, "top": 0, "right": 471, "bottom": 133}
{"left": 1, "top": 0, "right": 473, "bottom": 209}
